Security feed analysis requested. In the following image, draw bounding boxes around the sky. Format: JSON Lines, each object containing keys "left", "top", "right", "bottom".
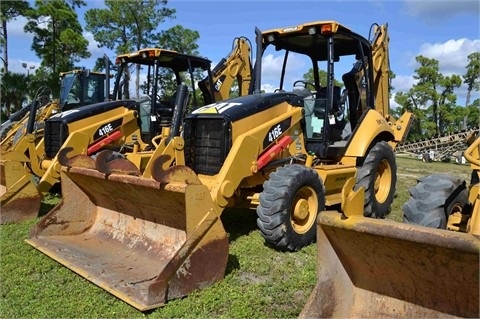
{"left": 5, "top": 0, "right": 480, "bottom": 108}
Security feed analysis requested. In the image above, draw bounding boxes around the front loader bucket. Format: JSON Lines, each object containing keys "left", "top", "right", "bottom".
{"left": 0, "top": 160, "right": 41, "bottom": 224}
{"left": 299, "top": 211, "right": 479, "bottom": 319}
{"left": 26, "top": 167, "right": 229, "bottom": 311}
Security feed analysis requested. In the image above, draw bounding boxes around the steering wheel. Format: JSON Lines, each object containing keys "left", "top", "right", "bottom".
{"left": 293, "top": 80, "right": 316, "bottom": 91}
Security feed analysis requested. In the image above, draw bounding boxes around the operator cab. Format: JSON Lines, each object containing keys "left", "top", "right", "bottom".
{"left": 59, "top": 70, "right": 106, "bottom": 111}
{"left": 113, "top": 49, "right": 215, "bottom": 146}
{"left": 254, "top": 21, "right": 375, "bottom": 158}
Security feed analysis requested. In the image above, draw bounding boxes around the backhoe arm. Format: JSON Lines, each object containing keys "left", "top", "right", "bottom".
{"left": 199, "top": 37, "right": 252, "bottom": 101}
{"left": 370, "top": 23, "right": 390, "bottom": 119}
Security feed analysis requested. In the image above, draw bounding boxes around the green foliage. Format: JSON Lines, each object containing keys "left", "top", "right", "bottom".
{"left": 85, "top": 0, "right": 176, "bottom": 98}
{"left": 395, "top": 55, "right": 470, "bottom": 141}
{"left": 463, "top": 99, "right": 480, "bottom": 128}
{"left": 302, "top": 68, "right": 342, "bottom": 87}
{"left": 152, "top": 24, "right": 203, "bottom": 102}
{"left": 463, "top": 52, "right": 480, "bottom": 107}
{"left": 23, "top": 0, "right": 90, "bottom": 96}
{"left": 1, "top": 72, "right": 29, "bottom": 119}
{"left": 85, "top": 0, "right": 175, "bottom": 54}
{"left": 155, "top": 25, "right": 200, "bottom": 54}
{"left": 24, "top": 0, "right": 90, "bottom": 69}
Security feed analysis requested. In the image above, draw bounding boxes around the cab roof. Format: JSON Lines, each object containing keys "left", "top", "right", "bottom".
{"left": 261, "top": 20, "right": 371, "bottom": 61}
{"left": 115, "top": 48, "right": 212, "bottom": 71}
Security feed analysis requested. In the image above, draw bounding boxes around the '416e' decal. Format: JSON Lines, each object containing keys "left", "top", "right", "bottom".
{"left": 93, "top": 118, "right": 123, "bottom": 140}
{"left": 263, "top": 117, "right": 291, "bottom": 149}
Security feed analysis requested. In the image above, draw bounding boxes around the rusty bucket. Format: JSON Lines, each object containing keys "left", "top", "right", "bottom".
{"left": 26, "top": 166, "right": 229, "bottom": 311}
{"left": 299, "top": 211, "right": 479, "bottom": 318}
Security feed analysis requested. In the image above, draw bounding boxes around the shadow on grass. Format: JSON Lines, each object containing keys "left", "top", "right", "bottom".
{"left": 221, "top": 207, "right": 258, "bottom": 243}
{"left": 38, "top": 184, "right": 62, "bottom": 218}
{"left": 221, "top": 208, "right": 258, "bottom": 276}
{"left": 225, "top": 254, "right": 240, "bottom": 276}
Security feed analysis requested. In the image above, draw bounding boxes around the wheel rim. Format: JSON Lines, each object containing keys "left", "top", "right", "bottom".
{"left": 374, "top": 158, "right": 392, "bottom": 203}
{"left": 291, "top": 186, "right": 318, "bottom": 234}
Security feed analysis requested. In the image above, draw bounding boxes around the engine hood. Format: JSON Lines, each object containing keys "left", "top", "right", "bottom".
{"left": 47, "top": 100, "right": 137, "bottom": 124}
{"left": 190, "top": 92, "right": 299, "bottom": 122}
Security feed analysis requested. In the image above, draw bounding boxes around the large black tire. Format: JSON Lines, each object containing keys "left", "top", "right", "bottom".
{"left": 354, "top": 141, "right": 396, "bottom": 218}
{"left": 256, "top": 164, "right": 325, "bottom": 252}
{"left": 402, "top": 174, "right": 468, "bottom": 229}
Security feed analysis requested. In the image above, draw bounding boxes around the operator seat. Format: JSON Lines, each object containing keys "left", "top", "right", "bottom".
{"left": 342, "top": 61, "right": 363, "bottom": 129}
{"left": 328, "top": 86, "right": 346, "bottom": 142}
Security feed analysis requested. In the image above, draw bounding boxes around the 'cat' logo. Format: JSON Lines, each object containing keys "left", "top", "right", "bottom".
{"left": 193, "top": 102, "right": 242, "bottom": 114}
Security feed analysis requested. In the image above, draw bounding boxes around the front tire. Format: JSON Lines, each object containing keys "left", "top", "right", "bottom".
{"left": 354, "top": 141, "right": 396, "bottom": 218}
{"left": 256, "top": 164, "right": 325, "bottom": 252}
{"left": 402, "top": 174, "right": 468, "bottom": 228}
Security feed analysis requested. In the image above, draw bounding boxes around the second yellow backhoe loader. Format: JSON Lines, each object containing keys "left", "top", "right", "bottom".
{"left": 27, "top": 21, "right": 412, "bottom": 311}
{"left": 0, "top": 50, "right": 216, "bottom": 224}
{"left": 1, "top": 68, "right": 107, "bottom": 151}
{"left": 0, "top": 68, "right": 107, "bottom": 222}
{"left": 1, "top": 39, "right": 252, "bottom": 224}
{"left": 299, "top": 131, "right": 479, "bottom": 318}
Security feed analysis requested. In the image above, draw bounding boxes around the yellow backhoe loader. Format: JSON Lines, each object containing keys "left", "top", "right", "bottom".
{"left": 27, "top": 21, "right": 412, "bottom": 311}
{"left": 1, "top": 68, "right": 107, "bottom": 151}
{"left": 1, "top": 68, "right": 107, "bottom": 222}
{"left": 299, "top": 135, "right": 479, "bottom": 318}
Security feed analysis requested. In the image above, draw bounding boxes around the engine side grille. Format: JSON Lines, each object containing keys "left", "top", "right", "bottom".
{"left": 44, "top": 120, "right": 69, "bottom": 159}
{"left": 184, "top": 117, "right": 231, "bottom": 175}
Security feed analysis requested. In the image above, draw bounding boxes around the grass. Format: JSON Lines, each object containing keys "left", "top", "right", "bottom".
{"left": 0, "top": 156, "right": 471, "bottom": 318}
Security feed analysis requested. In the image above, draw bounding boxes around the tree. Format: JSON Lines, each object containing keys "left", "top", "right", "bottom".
{"left": 302, "top": 69, "right": 342, "bottom": 87}
{"left": 462, "top": 99, "right": 480, "bottom": 128}
{"left": 394, "top": 90, "right": 424, "bottom": 141}
{"left": 85, "top": 0, "right": 176, "bottom": 98}
{"left": 463, "top": 52, "right": 480, "bottom": 107}
{"left": 155, "top": 25, "right": 200, "bottom": 55}
{"left": 23, "top": 0, "right": 90, "bottom": 96}
{"left": 409, "top": 55, "right": 461, "bottom": 136}
{"left": 0, "top": 1, "right": 30, "bottom": 73}
{"left": 1, "top": 72, "right": 29, "bottom": 119}
{"left": 153, "top": 25, "right": 202, "bottom": 98}
{"left": 437, "top": 74, "right": 462, "bottom": 133}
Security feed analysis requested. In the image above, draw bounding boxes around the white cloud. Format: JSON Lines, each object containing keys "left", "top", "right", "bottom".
{"left": 394, "top": 38, "right": 479, "bottom": 106}
{"left": 83, "top": 31, "right": 104, "bottom": 58}
{"left": 261, "top": 54, "right": 286, "bottom": 82}
{"left": 417, "top": 38, "right": 480, "bottom": 75}
{"left": 392, "top": 75, "right": 418, "bottom": 93}
{"left": 260, "top": 52, "right": 308, "bottom": 91}
{"left": 261, "top": 83, "right": 276, "bottom": 93}
{"left": 7, "top": 16, "right": 29, "bottom": 37}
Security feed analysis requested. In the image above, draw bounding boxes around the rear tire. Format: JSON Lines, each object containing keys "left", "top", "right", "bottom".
{"left": 256, "top": 164, "right": 325, "bottom": 252}
{"left": 354, "top": 141, "right": 396, "bottom": 218}
{"left": 402, "top": 174, "right": 468, "bottom": 229}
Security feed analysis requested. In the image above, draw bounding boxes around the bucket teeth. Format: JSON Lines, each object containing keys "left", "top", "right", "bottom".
{"left": 151, "top": 155, "right": 201, "bottom": 185}
{"left": 95, "top": 149, "right": 141, "bottom": 176}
